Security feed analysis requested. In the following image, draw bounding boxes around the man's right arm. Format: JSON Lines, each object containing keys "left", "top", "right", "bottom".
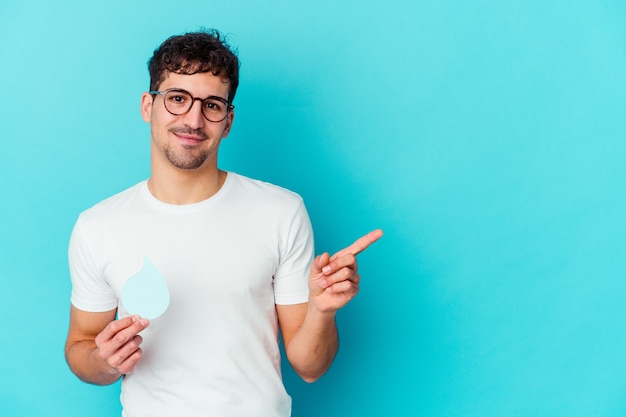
{"left": 65, "top": 305, "right": 149, "bottom": 385}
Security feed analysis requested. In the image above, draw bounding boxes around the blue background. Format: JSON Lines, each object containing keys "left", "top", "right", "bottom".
{"left": 1, "top": 0, "right": 626, "bottom": 416}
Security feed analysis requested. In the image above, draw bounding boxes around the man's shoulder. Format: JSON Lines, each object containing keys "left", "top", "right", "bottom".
{"left": 78, "top": 181, "right": 146, "bottom": 223}
{"left": 227, "top": 172, "right": 303, "bottom": 204}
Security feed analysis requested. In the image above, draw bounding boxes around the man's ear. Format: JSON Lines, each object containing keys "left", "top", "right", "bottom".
{"left": 222, "top": 110, "right": 235, "bottom": 138}
{"left": 140, "top": 92, "right": 153, "bottom": 122}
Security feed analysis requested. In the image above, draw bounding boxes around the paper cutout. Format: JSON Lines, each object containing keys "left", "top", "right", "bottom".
{"left": 121, "top": 256, "right": 170, "bottom": 319}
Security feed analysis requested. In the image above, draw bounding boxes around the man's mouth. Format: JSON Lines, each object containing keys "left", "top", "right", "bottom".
{"left": 170, "top": 127, "right": 208, "bottom": 143}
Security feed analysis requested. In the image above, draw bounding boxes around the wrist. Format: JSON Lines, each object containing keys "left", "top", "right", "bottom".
{"left": 306, "top": 299, "right": 338, "bottom": 321}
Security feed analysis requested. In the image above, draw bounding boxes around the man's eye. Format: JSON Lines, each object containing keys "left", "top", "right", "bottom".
{"left": 204, "top": 101, "right": 224, "bottom": 112}
{"left": 170, "top": 95, "right": 186, "bottom": 103}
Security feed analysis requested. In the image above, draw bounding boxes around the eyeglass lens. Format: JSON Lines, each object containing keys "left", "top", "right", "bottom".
{"left": 163, "top": 90, "right": 230, "bottom": 122}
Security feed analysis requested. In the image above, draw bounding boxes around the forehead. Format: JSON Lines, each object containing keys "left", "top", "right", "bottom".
{"left": 159, "top": 71, "right": 231, "bottom": 98}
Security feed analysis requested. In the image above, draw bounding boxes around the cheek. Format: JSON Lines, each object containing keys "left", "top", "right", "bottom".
{"left": 150, "top": 110, "right": 175, "bottom": 133}
{"left": 150, "top": 117, "right": 170, "bottom": 143}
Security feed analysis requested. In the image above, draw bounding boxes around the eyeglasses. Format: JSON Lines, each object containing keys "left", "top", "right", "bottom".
{"left": 150, "top": 88, "right": 234, "bottom": 122}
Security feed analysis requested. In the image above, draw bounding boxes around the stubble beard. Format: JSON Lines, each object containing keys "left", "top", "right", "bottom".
{"left": 162, "top": 143, "right": 211, "bottom": 170}
{"left": 158, "top": 125, "right": 217, "bottom": 170}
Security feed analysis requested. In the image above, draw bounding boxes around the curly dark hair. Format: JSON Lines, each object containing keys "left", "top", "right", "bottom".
{"left": 148, "top": 29, "right": 240, "bottom": 103}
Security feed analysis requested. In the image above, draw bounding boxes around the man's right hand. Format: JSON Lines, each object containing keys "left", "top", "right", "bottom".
{"left": 95, "top": 315, "right": 150, "bottom": 376}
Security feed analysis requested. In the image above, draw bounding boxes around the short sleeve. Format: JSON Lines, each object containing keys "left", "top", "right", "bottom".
{"left": 68, "top": 217, "right": 119, "bottom": 312}
{"left": 273, "top": 200, "right": 314, "bottom": 305}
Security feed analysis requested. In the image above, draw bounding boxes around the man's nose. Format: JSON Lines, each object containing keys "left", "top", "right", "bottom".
{"left": 182, "top": 99, "right": 205, "bottom": 129}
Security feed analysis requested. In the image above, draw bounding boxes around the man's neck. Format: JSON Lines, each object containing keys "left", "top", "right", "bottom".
{"left": 147, "top": 168, "right": 227, "bottom": 205}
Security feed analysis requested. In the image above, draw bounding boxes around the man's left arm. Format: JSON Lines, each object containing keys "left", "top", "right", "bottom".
{"left": 277, "top": 229, "right": 383, "bottom": 382}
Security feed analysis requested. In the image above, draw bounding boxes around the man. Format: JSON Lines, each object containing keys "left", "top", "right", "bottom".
{"left": 65, "top": 29, "right": 382, "bottom": 417}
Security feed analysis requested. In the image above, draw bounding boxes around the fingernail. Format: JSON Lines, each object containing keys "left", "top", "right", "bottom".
{"left": 322, "top": 266, "right": 331, "bottom": 274}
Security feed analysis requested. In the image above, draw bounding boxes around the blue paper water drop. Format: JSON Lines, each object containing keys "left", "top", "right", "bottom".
{"left": 121, "top": 256, "right": 170, "bottom": 319}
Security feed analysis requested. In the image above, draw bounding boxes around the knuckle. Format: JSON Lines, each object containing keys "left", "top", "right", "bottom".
{"left": 126, "top": 340, "right": 138, "bottom": 352}
{"left": 107, "top": 320, "right": 122, "bottom": 334}
{"left": 113, "top": 332, "right": 128, "bottom": 345}
{"left": 104, "top": 352, "right": 120, "bottom": 369}
{"left": 107, "top": 359, "right": 120, "bottom": 370}
{"left": 97, "top": 348, "right": 108, "bottom": 362}
{"left": 128, "top": 335, "right": 143, "bottom": 351}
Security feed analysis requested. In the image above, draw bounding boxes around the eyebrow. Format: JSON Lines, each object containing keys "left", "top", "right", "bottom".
{"left": 164, "top": 88, "right": 229, "bottom": 102}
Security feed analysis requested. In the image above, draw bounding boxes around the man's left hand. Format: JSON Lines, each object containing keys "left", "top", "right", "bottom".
{"left": 308, "top": 229, "right": 383, "bottom": 313}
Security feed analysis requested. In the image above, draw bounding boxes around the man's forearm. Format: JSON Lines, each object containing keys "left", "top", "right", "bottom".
{"left": 65, "top": 341, "right": 122, "bottom": 386}
{"left": 284, "top": 305, "right": 339, "bottom": 383}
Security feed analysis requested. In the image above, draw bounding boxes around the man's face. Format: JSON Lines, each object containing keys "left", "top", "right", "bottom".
{"left": 140, "top": 71, "right": 234, "bottom": 171}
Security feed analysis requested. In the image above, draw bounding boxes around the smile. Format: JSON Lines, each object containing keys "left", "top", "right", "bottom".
{"left": 170, "top": 127, "right": 208, "bottom": 144}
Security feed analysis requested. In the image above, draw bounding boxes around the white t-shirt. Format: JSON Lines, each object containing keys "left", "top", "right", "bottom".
{"left": 69, "top": 172, "right": 314, "bottom": 417}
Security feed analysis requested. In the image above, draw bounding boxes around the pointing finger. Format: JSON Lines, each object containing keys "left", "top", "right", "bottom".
{"left": 331, "top": 229, "right": 383, "bottom": 260}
